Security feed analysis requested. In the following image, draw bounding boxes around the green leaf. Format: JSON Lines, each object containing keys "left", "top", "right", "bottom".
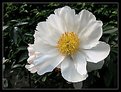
{"left": 3, "top": 78, "right": 8, "bottom": 87}
{"left": 16, "top": 22, "right": 28, "bottom": 26}
{"left": 111, "top": 48, "right": 118, "bottom": 54}
{"left": 13, "top": 27, "right": 19, "bottom": 45}
{"left": 3, "top": 26, "right": 8, "bottom": 30}
{"left": 24, "top": 33, "right": 33, "bottom": 37}
{"left": 12, "top": 64, "right": 23, "bottom": 69}
{"left": 103, "top": 28, "right": 118, "bottom": 34}
{"left": 103, "top": 69, "right": 113, "bottom": 87}
{"left": 17, "top": 46, "right": 27, "bottom": 51}
{"left": 103, "top": 25, "right": 114, "bottom": 31}
{"left": 42, "top": 76, "right": 47, "bottom": 82}
{"left": 73, "top": 82, "right": 83, "bottom": 89}
{"left": 18, "top": 52, "right": 28, "bottom": 63}
{"left": 103, "top": 51, "right": 117, "bottom": 87}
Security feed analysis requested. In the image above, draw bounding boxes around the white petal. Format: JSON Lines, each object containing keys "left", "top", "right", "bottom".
{"left": 35, "top": 52, "right": 41, "bottom": 56}
{"left": 45, "top": 24, "right": 61, "bottom": 46}
{"left": 79, "top": 20, "right": 103, "bottom": 49}
{"left": 36, "top": 55, "right": 65, "bottom": 75}
{"left": 57, "top": 63, "right": 61, "bottom": 69}
{"left": 61, "top": 57, "right": 88, "bottom": 83}
{"left": 25, "top": 64, "right": 37, "bottom": 73}
{"left": 33, "top": 38, "right": 56, "bottom": 53}
{"left": 46, "top": 14, "right": 65, "bottom": 33}
{"left": 27, "top": 55, "right": 36, "bottom": 63}
{"left": 35, "top": 23, "right": 50, "bottom": 44}
{"left": 76, "top": 9, "right": 103, "bottom": 49}
{"left": 77, "top": 9, "right": 96, "bottom": 33}
{"left": 54, "top": 6, "right": 74, "bottom": 16}
{"left": 83, "top": 41, "right": 110, "bottom": 63}
{"left": 54, "top": 6, "right": 78, "bottom": 33}
{"left": 56, "top": 6, "right": 75, "bottom": 32}
{"left": 28, "top": 44, "right": 34, "bottom": 53}
{"left": 38, "top": 44, "right": 55, "bottom": 54}
{"left": 27, "top": 44, "right": 35, "bottom": 56}
{"left": 72, "top": 51, "right": 87, "bottom": 75}
{"left": 33, "top": 48, "right": 59, "bottom": 65}
{"left": 35, "top": 22, "right": 51, "bottom": 38}
{"left": 35, "top": 21, "right": 61, "bottom": 46}
{"left": 87, "top": 60, "right": 104, "bottom": 72}
{"left": 36, "top": 22, "right": 63, "bottom": 46}
{"left": 33, "top": 29, "right": 60, "bottom": 52}
{"left": 34, "top": 31, "right": 55, "bottom": 47}
{"left": 32, "top": 49, "right": 65, "bottom": 75}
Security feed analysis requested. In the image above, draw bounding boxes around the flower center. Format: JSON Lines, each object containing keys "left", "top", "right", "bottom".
{"left": 57, "top": 32, "right": 80, "bottom": 55}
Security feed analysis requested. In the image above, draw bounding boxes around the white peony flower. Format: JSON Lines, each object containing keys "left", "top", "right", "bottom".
{"left": 25, "top": 6, "right": 110, "bottom": 83}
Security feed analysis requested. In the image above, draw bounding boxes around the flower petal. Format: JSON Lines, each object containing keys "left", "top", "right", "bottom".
{"left": 25, "top": 64, "right": 37, "bottom": 73}
{"left": 76, "top": 9, "right": 103, "bottom": 49}
{"left": 46, "top": 14, "right": 65, "bottom": 33}
{"left": 34, "top": 31, "right": 58, "bottom": 47}
{"left": 45, "top": 24, "right": 61, "bottom": 46}
{"left": 34, "top": 25, "right": 61, "bottom": 50}
{"left": 54, "top": 6, "right": 78, "bottom": 33}
{"left": 27, "top": 44, "right": 41, "bottom": 64}
{"left": 35, "top": 22, "right": 51, "bottom": 39}
{"left": 33, "top": 38, "right": 56, "bottom": 54}
{"left": 87, "top": 60, "right": 104, "bottom": 72}
{"left": 35, "top": 21, "right": 61, "bottom": 46}
{"left": 57, "top": 63, "right": 61, "bottom": 69}
{"left": 61, "top": 57, "right": 88, "bottom": 82}
{"left": 54, "top": 6, "right": 75, "bottom": 16}
{"left": 77, "top": 9, "right": 96, "bottom": 33}
{"left": 79, "top": 20, "right": 103, "bottom": 49}
{"left": 37, "top": 55, "right": 65, "bottom": 75}
{"left": 72, "top": 51, "right": 87, "bottom": 75}
{"left": 83, "top": 41, "right": 110, "bottom": 63}
{"left": 27, "top": 44, "right": 35, "bottom": 56}
{"left": 32, "top": 49, "right": 65, "bottom": 75}
{"left": 27, "top": 55, "right": 36, "bottom": 63}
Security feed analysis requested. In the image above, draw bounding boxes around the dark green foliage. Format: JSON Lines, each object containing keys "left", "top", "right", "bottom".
{"left": 3, "top": 2, "right": 118, "bottom": 89}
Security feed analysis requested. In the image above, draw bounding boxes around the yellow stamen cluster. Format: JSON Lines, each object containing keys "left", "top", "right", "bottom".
{"left": 57, "top": 32, "right": 80, "bottom": 55}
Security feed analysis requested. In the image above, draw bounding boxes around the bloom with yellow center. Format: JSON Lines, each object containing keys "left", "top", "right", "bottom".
{"left": 25, "top": 6, "right": 110, "bottom": 83}
{"left": 57, "top": 32, "right": 80, "bottom": 55}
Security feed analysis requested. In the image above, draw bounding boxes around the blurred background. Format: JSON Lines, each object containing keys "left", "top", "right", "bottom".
{"left": 2, "top": 2, "right": 118, "bottom": 89}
